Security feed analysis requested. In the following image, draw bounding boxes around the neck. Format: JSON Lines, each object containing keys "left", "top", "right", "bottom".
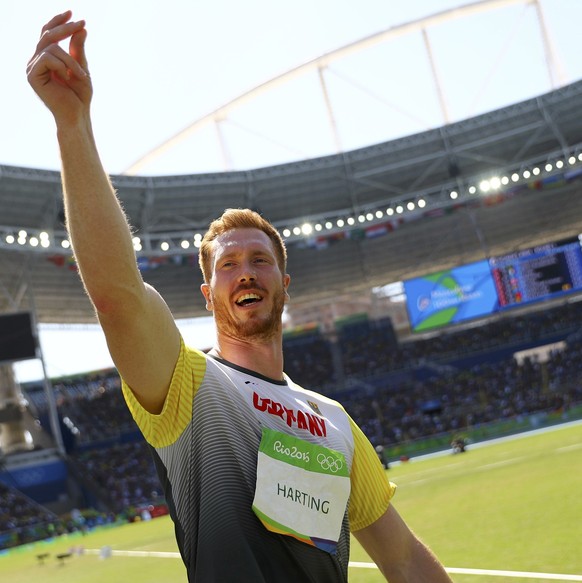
{"left": 210, "top": 332, "right": 284, "bottom": 381}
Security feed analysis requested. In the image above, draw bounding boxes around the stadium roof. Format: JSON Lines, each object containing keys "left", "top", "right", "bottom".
{"left": 1, "top": 79, "right": 582, "bottom": 323}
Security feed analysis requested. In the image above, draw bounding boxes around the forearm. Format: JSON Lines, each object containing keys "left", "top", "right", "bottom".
{"left": 58, "top": 117, "right": 144, "bottom": 314}
{"left": 355, "top": 506, "right": 453, "bottom": 583}
{"left": 380, "top": 537, "right": 453, "bottom": 583}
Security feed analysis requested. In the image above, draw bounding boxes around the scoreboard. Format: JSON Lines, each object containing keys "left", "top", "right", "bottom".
{"left": 404, "top": 235, "right": 582, "bottom": 332}
{"left": 490, "top": 237, "right": 582, "bottom": 309}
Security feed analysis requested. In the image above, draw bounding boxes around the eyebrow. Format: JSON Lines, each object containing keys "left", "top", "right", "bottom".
{"left": 215, "top": 246, "right": 275, "bottom": 262}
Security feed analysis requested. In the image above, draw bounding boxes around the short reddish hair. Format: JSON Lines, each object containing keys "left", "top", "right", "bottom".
{"left": 199, "top": 208, "right": 287, "bottom": 283}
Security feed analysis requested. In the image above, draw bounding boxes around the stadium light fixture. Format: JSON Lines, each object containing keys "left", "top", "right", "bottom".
{"left": 6, "top": 146, "right": 581, "bottom": 256}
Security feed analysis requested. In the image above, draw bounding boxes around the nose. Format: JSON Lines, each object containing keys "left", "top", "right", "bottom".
{"left": 239, "top": 262, "right": 256, "bottom": 282}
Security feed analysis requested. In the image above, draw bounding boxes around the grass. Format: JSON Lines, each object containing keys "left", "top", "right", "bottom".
{"left": 1, "top": 422, "right": 581, "bottom": 582}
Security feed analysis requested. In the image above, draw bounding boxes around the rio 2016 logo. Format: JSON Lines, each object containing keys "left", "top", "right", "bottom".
{"left": 273, "top": 440, "right": 310, "bottom": 463}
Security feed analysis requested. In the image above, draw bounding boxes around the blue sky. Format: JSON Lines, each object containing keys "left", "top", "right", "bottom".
{"left": 4, "top": 0, "right": 582, "bottom": 381}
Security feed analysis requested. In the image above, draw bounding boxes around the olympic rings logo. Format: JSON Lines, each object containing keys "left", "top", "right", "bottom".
{"left": 317, "top": 453, "right": 343, "bottom": 473}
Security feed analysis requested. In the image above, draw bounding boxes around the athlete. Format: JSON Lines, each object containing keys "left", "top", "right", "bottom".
{"left": 27, "top": 12, "right": 453, "bottom": 582}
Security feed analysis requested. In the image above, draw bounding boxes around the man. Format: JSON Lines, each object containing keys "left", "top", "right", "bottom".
{"left": 27, "top": 12, "right": 453, "bottom": 582}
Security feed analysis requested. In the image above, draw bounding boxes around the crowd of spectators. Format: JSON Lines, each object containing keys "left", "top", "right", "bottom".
{"left": 338, "top": 300, "right": 582, "bottom": 383}
{"left": 341, "top": 345, "right": 582, "bottom": 447}
{"left": 0, "top": 478, "right": 122, "bottom": 550}
{"left": 22, "top": 299, "right": 582, "bottom": 446}
{"left": 24, "top": 372, "right": 136, "bottom": 446}
{"left": 71, "top": 441, "right": 163, "bottom": 513}
{"left": 0, "top": 481, "right": 61, "bottom": 548}
{"left": 283, "top": 331, "right": 337, "bottom": 389}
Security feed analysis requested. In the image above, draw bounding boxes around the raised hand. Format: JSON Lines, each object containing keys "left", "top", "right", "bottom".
{"left": 26, "top": 11, "right": 92, "bottom": 125}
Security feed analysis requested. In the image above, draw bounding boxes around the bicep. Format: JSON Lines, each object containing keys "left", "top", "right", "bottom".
{"left": 98, "top": 282, "right": 181, "bottom": 414}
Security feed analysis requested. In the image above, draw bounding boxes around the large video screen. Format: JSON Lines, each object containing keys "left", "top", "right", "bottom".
{"left": 404, "top": 236, "right": 582, "bottom": 333}
{"left": 490, "top": 237, "right": 582, "bottom": 309}
{"left": 403, "top": 260, "right": 499, "bottom": 332}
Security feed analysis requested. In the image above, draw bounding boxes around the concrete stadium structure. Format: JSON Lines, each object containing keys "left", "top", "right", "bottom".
{"left": 1, "top": 80, "right": 582, "bottom": 323}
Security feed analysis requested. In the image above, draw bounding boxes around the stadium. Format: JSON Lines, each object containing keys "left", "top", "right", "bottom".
{"left": 1, "top": 1, "right": 581, "bottom": 580}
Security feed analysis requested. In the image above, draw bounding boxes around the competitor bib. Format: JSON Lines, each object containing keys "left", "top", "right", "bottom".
{"left": 252, "top": 427, "right": 350, "bottom": 554}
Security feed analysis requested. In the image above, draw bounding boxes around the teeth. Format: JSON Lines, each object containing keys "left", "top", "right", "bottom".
{"left": 236, "top": 293, "right": 261, "bottom": 305}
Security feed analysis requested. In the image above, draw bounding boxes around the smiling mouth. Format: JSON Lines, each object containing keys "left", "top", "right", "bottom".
{"left": 235, "top": 293, "right": 263, "bottom": 306}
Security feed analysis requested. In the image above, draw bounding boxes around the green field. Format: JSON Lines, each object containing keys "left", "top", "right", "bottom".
{"left": 2, "top": 422, "right": 581, "bottom": 582}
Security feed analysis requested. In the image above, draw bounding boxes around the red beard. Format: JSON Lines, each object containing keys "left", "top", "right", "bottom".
{"left": 210, "top": 285, "right": 286, "bottom": 342}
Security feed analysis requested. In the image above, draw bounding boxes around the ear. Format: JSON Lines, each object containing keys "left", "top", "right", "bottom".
{"left": 200, "top": 283, "right": 213, "bottom": 311}
{"left": 283, "top": 274, "right": 291, "bottom": 303}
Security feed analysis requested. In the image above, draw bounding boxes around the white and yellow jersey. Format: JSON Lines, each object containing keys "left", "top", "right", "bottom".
{"left": 122, "top": 336, "right": 395, "bottom": 583}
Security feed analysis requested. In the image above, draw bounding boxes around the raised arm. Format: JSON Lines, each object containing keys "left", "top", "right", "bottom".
{"left": 353, "top": 505, "right": 453, "bottom": 582}
{"left": 27, "top": 12, "right": 180, "bottom": 413}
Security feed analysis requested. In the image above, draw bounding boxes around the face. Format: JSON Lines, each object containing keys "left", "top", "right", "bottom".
{"left": 201, "top": 228, "right": 290, "bottom": 342}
